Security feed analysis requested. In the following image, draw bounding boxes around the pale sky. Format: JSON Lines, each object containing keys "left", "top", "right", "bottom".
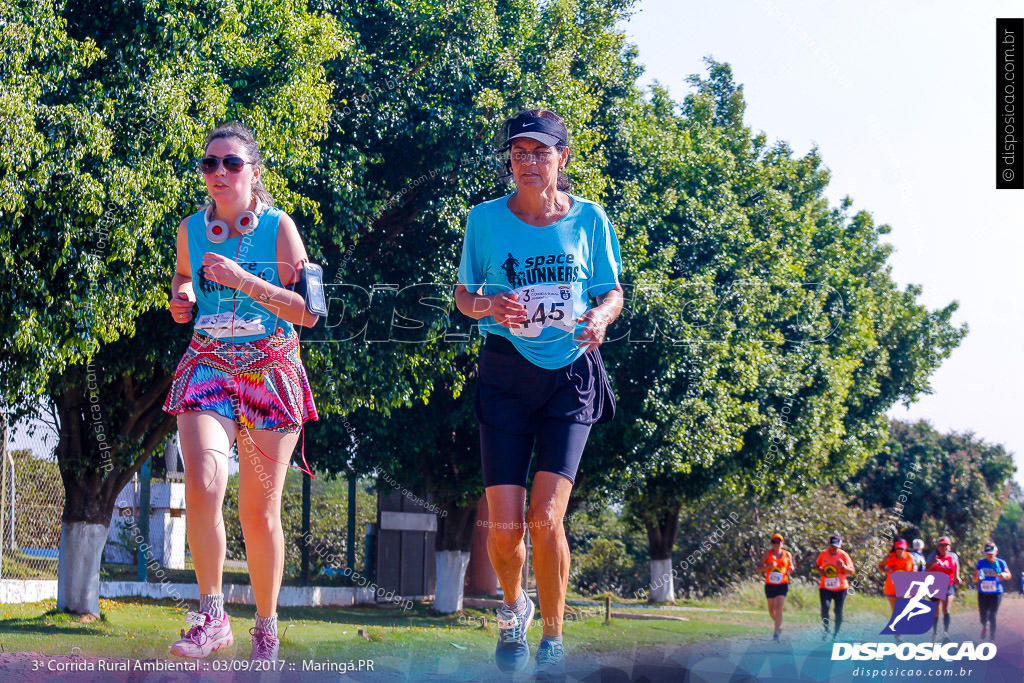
{"left": 625, "top": 1, "right": 1024, "bottom": 485}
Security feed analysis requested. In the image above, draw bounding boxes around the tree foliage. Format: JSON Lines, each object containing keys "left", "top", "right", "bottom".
{"left": 844, "top": 419, "right": 1017, "bottom": 557}
{"left": 1, "top": 0, "right": 347, "bottom": 528}
{"left": 0, "top": 0, "right": 999, "bottom": 611}
{"left": 578, "top": 59, "right": 966, "bottom": 561}
{"left": 991, "top": 481, "right": 1023, "bottom": 584}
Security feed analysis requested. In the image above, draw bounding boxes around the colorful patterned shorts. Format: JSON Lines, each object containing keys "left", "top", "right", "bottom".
{"left": 162, "top": 330, "right": 319, "bottom": 433}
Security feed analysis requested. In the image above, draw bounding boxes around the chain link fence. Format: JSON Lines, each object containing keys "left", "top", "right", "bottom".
{"left": 101, "top": 436, "right": 377, "bottom": 587}
{"left": 1, "top": 417, "right": 65, "bottom": 580}
{"left": 1, "top": 414, "right": 376, "bottom": 588}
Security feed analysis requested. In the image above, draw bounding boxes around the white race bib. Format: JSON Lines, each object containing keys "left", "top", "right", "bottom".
{"left": 195, "top": 312, "right": 266, "bottom": 338}
{"left": 768, "top": 571, "right": 784, "bottom": 584}
{"left": 824, "top": 577, "right": 841, "bottom": 590}
{"left": 508, "top": 285, "right": 575, "bottom": 338}
{"left": 979, "top": 579, "right": 998, "bottom": 593}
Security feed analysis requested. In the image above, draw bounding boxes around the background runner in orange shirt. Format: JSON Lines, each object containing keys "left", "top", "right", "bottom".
{"left": 878, "top": 539, "right": 915, "bottom": 640}
{"left": 759, "top": 532, "right": 793, "bottom": 641}
{"left": 816, "top": 534, "right": 855, "bottom": 640}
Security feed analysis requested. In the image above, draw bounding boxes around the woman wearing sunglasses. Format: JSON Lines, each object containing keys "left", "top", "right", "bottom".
{"left": 455, "top": 109, "right": 623, "bottom": 675}
{"left": 162, "top": 121, "right": 320, "bottom": 661}
{"left": 759, "top": 533, "right": 793, "bottom": 641}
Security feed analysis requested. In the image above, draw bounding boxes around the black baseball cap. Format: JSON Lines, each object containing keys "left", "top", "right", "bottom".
{"left": 503, "top": 112, "right": 568, "bottom": 149}
{"left": 829, "top": 535, "right": 842, "bottom": 547}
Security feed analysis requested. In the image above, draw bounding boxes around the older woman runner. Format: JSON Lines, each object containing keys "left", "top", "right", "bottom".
{"left": 910, "top": 538, "right": 927, "bottom": 571}
{"left": 163, "top": 121, "right": 321, "bottom": 661}
{"left": 759, "top": 533, "right": 793, "bottom": 641}
{"left": 456, "top": 109, "right": 623, "bottom": 675}
{"left": 973, "top": 542, "right": 1010, "bottom": 640}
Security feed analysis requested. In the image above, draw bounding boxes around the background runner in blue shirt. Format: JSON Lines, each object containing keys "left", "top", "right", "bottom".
{"left": 973, "top": 543, "right": 1011, "bottom": 640}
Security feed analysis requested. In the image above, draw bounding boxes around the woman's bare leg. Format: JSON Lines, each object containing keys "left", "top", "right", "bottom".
{"left": 236, "top": 427, "right": 297, "bottom": 618}
{"left": 527, "top": 471, "right": 573, "bottom": 638}
{"left": 485, "top": 485, "right": 528, "bottom": 604}
{"left": 178, "top": 410, "right": 236, "bottom": 595}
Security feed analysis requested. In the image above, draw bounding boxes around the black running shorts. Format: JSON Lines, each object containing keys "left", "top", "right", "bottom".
{"left": 476, "top": 334, "right": 615, "bottom": 488}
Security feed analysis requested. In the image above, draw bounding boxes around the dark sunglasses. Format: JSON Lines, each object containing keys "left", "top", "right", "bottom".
{"left": 771, "top": 539, "right": 782, "bottom": 544}
{"left": 200, "top": 155, "right": 252, "bottom": 174}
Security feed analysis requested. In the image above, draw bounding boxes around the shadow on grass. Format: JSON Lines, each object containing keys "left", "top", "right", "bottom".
{"left": 0, "top": 608, "right": 108, "bottom": 637}
{"left": 278, "top": 603, "right": 489, "bottom": 628}
{"left": 82, "top": 596, "right": 491, "bottom": 630}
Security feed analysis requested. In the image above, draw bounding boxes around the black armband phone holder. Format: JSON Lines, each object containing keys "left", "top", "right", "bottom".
{"left": 291, "top": 262, "right": 328, "bottom": 316}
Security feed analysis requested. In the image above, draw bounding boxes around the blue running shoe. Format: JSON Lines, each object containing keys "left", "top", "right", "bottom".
{"left": 494, "top": 597, "right": 535, "bottom": 672}
{"left": 535, "top": 639, "right": 566, "bottom": 679}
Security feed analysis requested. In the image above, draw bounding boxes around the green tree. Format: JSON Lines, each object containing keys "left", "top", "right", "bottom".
{"left": 581, "top": 60, "right": 965, "bottom": 602}
{"left": 0, "top": 0, "right": 348, "bottom": 614}
{"left": 991, "top": 482, "right": 1023, "bottom": 586}
{"left": 844, "top": 419, "right": 1017, "bottom": 559}
{"left": 667, "top": 485, "right": 891, "bottom": 598}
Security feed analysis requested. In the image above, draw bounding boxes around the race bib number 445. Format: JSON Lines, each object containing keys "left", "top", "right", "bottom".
{"left": 509, "top": 285, "right": 575, "bottom": 338}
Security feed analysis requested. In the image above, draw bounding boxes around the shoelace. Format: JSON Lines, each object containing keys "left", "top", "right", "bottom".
{"left": 250, "top": 627, "right": 278, "bottom": 658}
{"left": 497, "top": 609, "right": 523, "bottom": 643}
{"left": 536, "top": 642, "right": 564, "bottom": 665}
{"left": 185, "top": 621, "right": 210, "bottom": 647}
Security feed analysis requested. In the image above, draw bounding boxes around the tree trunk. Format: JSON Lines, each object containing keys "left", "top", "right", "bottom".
{"left": 435, "top": 502, "right": 478, "bottom": 553}
{"left": 649, "top": 557, "right": 675, "bottom": 602}
{"left": 432, "top": 502, "right": 477, "bottom": 613}
{"left": 52, "top": 345, "right": 176, "bottom": 614}
{"left": 644, "top": 501, "right": 682, "bottom": 603}
{"left": 434, "top": 550, "right": 472, "bottom": 613}
{"left": 56, "top": 521, "right": 108, "bottom": 615}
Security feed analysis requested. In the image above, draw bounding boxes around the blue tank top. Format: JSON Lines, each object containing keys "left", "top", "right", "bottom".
{"left": 186, "top": 205, "right": 293, "bottom": 342}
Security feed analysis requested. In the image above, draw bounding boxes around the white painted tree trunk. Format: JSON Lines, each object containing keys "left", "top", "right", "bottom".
{"left": 649, "top": 557, "right": 675, "bottom": 603}
{"left": 433, "top": 550, "right": 471, "bottom": 613}
{"left": 57, "top": 521, "right": 108, "bottom": 615}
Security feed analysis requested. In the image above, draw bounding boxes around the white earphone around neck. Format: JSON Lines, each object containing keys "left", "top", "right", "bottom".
{"left": 205, "top": 197, "right": 266, "bottom": 244}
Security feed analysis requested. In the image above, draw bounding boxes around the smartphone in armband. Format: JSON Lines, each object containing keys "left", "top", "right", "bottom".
{"left": 301, "top": 263, "right": 328, "bottom": 316}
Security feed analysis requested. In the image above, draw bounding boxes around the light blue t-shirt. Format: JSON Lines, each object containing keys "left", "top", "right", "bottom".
{"left": 458, "top": 193, "right": 622, "bottom": 369}
{"left": 975, "top": 557, "right": 1008, "bottom": 594}
{"left": 187, "top": 205, "right": 293, "bottom": 342}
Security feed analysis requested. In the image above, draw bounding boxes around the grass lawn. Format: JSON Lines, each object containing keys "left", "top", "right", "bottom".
{"left": 0, "top": 579, "right": 918, "bottom": 667}
{"left": 0, "top": 598, "right": 759, "bottom": 664}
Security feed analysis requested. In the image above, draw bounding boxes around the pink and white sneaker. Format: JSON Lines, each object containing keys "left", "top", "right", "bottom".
{"left": 170, "top": 611, "right": 234, "bottom": 658}
{"left": 249, "top": 626, "right": 280, "bottom": 661}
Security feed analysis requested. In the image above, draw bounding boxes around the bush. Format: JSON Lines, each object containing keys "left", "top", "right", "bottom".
{"left": 566, "top": 503, "right": 648, "bottom": 597}
{"left": 670, "top": 485, "right": 894, "bottom": 598}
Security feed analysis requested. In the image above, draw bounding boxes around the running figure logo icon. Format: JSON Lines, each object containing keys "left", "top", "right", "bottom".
{"left": 502, "top": 253, "right": 520, "bottom": 287}
{"left": 882, "top": 572, "right": 948, "bottom": 635}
